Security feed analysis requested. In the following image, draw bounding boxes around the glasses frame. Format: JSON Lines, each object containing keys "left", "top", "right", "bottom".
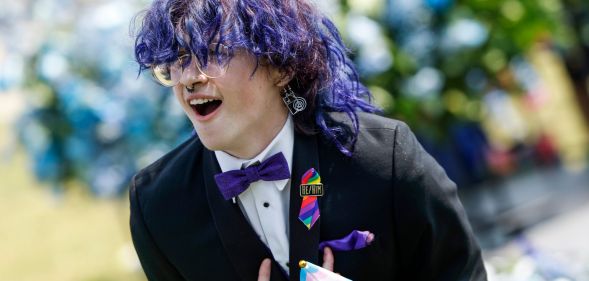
{"left": 150, "top": 43, "right": 231, "bottom": 87}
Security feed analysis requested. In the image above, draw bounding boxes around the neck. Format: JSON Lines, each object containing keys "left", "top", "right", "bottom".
{"left": 224, "top": 110, "right": 289, "bottom": 159}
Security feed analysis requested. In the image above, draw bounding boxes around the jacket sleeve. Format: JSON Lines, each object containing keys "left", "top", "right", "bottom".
{"left": 392, "top": 122, "right": 487, "bottom": 281}
{"left": 129, "top": 176, "right": 185, "bottom": 281}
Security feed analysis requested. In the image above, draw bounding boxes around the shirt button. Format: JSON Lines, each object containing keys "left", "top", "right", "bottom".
{"left": 263, "top": 202, "right": 270, "bottom": 208}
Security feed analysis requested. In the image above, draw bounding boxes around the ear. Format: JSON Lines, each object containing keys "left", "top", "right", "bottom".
{"left": 271, "top": 67, "right": 294, "bottom": 87}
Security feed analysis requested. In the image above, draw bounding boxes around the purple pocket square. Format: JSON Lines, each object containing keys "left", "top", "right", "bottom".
{"left": 319, "top": 230, "right": 375, "bottom": 252}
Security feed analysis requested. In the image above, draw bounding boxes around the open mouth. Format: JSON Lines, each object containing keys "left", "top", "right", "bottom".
{"left": 189, "top": 98, "right": 223, "bottom": 117}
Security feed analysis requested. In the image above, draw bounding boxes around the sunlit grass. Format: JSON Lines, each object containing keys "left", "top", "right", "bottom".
{"left": 0, "top": 123, "right": 146, "bottom": 281}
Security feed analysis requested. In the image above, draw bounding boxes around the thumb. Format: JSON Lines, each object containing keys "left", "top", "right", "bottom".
{"left": 257, "top": 258, "right": 272, "bottom": 281}
{"left": 322, "top": 246, "right": 335, "bottom": 271}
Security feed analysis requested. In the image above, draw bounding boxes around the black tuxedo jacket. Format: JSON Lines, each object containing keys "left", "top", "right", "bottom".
{"left": 130, "top": 113, "right": 487, "bottom": 281}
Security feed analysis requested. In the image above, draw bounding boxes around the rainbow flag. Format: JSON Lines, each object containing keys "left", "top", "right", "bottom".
{"left": 299, "top": 260, "right": 352, "bottom": 281}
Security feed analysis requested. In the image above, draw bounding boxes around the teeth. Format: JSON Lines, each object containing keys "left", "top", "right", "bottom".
{"left": 189, "top": 98, "right": 217, "bottom": 105}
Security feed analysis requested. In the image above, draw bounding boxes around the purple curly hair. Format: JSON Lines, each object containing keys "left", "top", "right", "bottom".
{"left": 133, "top": 0, "right": 379, "bottom": 156}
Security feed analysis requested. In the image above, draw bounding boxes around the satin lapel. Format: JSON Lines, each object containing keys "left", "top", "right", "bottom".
{"left": 288, "top": 133, "right": 321, "bottom": 280}
{"left": 203, "top": 149, "right": 287, "bottom": 281}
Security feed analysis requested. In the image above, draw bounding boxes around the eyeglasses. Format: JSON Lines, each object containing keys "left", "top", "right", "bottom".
{"left": 151, "top": 43, "right": 231, "bottom": 87}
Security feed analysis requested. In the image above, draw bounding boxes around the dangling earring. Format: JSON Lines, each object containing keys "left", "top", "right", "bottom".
{"left": 281, "top": 85, "right": 306, "bottom": 115}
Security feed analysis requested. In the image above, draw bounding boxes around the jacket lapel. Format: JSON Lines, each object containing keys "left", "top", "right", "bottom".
{"left": 288, "top": 133, "right": 321, "bottom": 280}
{"left": 202, "top": 149, "right": 287, "bottom": 281}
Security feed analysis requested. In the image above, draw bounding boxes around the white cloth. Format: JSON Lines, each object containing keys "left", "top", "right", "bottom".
{"left": 215, "top": 115, "right": 294, "bottom": 273}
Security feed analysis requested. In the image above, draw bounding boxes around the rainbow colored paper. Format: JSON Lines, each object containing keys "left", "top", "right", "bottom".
{"left": 298, "top": 168, "right": 321, "bottom": 229}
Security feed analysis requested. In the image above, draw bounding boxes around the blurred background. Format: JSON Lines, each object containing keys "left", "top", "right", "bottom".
{"left": 1, "top": 0, "right": 589, "bottom": 280}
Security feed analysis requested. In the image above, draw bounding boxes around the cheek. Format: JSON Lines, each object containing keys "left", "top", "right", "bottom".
{"left": 220, "top": 80, "right": 259, "bottom": 108}
{"left": 173, "top": 87, "right": 184, "bottom": 104}
{"left": 241, "top": 90, "right": 262, "bottom": 108}
{"left": 243, "top": 89, "right": 277, "bottom": 114}
{"left": 173, "top": 88, "right": 180, "bottom": 100}
{"left": 218, "top": 64, "right": 279, "bottom": 112}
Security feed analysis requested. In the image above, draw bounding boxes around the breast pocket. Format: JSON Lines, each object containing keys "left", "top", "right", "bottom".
{"left": 329, "top": 237, "right": 393, "bottom": 280}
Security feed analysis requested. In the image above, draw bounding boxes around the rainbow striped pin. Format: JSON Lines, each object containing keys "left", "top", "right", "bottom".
{"left": 298, "top": 168, "right": 322, "bottom": 230}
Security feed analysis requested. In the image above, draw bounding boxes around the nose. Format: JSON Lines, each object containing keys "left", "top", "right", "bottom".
{"left": 179, "top": 56, "right": 208, "bottom": 88}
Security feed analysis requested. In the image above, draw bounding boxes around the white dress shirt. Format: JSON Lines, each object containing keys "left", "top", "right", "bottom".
{"left": 215, "top": 115, "right": 293, "bottom": 273}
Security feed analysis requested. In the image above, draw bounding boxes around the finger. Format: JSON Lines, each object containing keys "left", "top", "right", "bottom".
{"left": 257, "top": 258, "right": 271, "bottom": 281}
{"left": 366, "top": 232, "right": 375, "bottom": 244}
{"left": 322, "top": 246, "right": 335, "bottom": 271}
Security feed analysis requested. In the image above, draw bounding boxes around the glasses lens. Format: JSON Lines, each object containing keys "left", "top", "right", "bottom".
{"left": 196, "top": 43, "right": 230, "bottom": 78}
{"left": 151, "top": 63, "right": 180, "bottom": 87}
{"left": 151, "top": 44, "right": 230, "bottom": 86}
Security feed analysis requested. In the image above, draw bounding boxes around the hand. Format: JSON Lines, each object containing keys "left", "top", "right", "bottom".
{"left": 257, "top": 247, "right": 336, "bottom": 281}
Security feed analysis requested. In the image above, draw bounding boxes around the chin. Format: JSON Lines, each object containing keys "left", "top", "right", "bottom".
{"left": 195, "top": 133, "right": 227, "bottom": 152}
{"left": 191, "top": 121, "right": 237, "bottom": 153}
{"left": 196, "top": 134, "right": 218, "bottom": 150}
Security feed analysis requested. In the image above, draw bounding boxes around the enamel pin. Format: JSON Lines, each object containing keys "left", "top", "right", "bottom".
{"left": 298, "top": 168, "right": 322, "bottom": 230}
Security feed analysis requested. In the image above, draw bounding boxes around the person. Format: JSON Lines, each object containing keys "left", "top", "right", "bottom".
{"left": 129, "top": 0, "right": 487, "bottom": 280}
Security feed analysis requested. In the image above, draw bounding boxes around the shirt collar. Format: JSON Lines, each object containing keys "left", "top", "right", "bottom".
{"left": 215, "top": 115, "right": 294, "bottom": 191}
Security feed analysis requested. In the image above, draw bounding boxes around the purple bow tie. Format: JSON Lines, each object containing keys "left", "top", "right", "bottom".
{"left": 214, "top": 152, "right": 291, "bottom": 200}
